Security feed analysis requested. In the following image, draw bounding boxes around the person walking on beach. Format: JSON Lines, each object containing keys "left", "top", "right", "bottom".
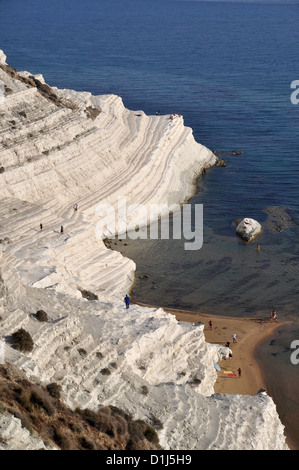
{"left": 232, "top": 333, "right": 237, "bottom": 343}
{"left": 60, "top": 225, "right": 64, "bottom": 234}
{"left": 270, "top": 310, "right": 278, "bottom": 321}
{"left": 124, "top": 294, "right": 130, "bottom": 309}
{"left": 270, "top": 310, "right": 274, "bottom": 320}
{"left": 40, "top": 223, "right": 43, "bottom": 231}
{"left": 209, "top": 320, "right": 213, "bottom": 330}
{"left": 74, "top": 204, "right": 78, "bottom": 212}
{"left": 237, "top": 367, "right": 242, "bottom": 378}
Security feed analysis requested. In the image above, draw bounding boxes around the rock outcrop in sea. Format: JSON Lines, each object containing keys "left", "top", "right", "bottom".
{"left": 0, "top": 50, "right": 288, "bottom": 450}
{"left": 236, "top": 218, "right": 262, "bottom": 242}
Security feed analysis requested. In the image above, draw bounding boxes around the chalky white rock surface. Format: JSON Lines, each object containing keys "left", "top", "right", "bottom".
{"left": 0, "top": 50, "right": 6, "bottom": 64}
{"left": 0, "top": 252, "right": 289, "bottom": 450}
{"left": 0, "top": 51, "right": 288, "bottom": 450}
{"left": 0, "top": 413, "right": 57, "bottom": 450}
{"left": 236, "top": 218, "right": 262, "bottom": 242}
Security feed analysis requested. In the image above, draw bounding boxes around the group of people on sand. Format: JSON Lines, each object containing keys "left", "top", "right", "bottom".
{"left": 39, "top": 203, "right": 78, "bottom": 234}
{"left": 209, "top": 320, "right": 242, "bottom": 377}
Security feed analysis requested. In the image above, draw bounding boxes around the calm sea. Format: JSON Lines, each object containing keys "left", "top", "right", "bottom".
{"left": 1, "top": 0, "right": 299, "bottom": 449}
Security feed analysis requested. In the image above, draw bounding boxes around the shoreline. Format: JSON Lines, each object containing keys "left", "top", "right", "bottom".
{"left": 133, "top": 301, "right": 291, "bottom": 397}
{"left": 134, "top": 301, "right": 295, "bottom": 449}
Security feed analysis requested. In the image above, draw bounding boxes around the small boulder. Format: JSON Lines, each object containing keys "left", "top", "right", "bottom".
{"left": 236, "top": 218, "right": 261, "bottom": 242}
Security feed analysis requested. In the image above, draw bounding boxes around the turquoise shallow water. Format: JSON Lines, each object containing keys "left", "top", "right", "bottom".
{"left": 1, "top": 0, "right": 299, "bottom": 449}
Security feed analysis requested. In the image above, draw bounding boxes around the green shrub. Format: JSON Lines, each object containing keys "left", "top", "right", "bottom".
{"left": 46, "top": 383, "right": 62, "bottom": 399}
{"left": 78, "top": 348, "right": 87, "bottom": 357}
{"left": 79, "top": 289, "right": 98, "bottom": 301}
{"left": 36, "top": 310, "right": 48, "bottom": 322}
{"left": 143, "top": 425, "right": 159, "bottom": 445}
{"left": 11, "top": 328, "right": 34, "bottom": 353}
{"left": 126, "top": 437, "right": 138, "bottom": 450}
{"left": 78, "top": 436, "right": 95, "bottom": 450}
{"left": 150, "top": 415, "right": 163, "bottom": 430}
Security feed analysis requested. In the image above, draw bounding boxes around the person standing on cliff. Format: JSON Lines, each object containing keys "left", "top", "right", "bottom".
{"left": 124, "top": 294, "right": 130, "bottom": 309}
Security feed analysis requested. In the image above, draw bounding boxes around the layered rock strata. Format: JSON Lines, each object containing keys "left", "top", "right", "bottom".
{"left": 0, "top": 51, "right": 289, "bottom": 450}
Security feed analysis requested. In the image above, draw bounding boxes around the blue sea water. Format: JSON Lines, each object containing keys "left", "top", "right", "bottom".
{"left": 1, "top": 0, "right": 299, "bottom": 449}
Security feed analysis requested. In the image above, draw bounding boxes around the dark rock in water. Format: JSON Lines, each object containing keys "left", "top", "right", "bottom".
{"left": 215, "top": 158, "right": 227, "bottom": 167}
{"left": 213, "top": 150, "right": 244, "bottom": 157}
{"left": 263, "top": 206, "right": 293, "bottom": 233}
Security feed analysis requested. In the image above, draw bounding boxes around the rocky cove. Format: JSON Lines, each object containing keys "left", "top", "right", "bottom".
{"left": 0, "top": 50, "right": 289, "bottom": 450}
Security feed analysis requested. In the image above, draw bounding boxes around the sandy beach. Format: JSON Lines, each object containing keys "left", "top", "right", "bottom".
{"left": 134, "top": 302, "right": 290, "bottom": 397}
{"left": 165, "top": 308, "right": 295, "bottom": 450}
{"left": 167, "top": 308, "right": 292, "bottom": 396}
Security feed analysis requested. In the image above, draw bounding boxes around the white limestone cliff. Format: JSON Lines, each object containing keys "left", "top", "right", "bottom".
{"left": 0, "top": 50, "right": 289, "bottom": 450}
{"left": 0, "top": 50, "right": 6, "bottom": 64}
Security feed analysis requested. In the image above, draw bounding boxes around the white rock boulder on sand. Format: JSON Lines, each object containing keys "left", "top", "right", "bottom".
{"left": 236, "top": 218, "right": 261, "bottom": 242}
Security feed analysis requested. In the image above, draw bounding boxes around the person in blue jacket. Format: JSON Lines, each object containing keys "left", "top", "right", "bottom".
{"left": 124, "top": 294, "right": 130, "bottom": 309}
